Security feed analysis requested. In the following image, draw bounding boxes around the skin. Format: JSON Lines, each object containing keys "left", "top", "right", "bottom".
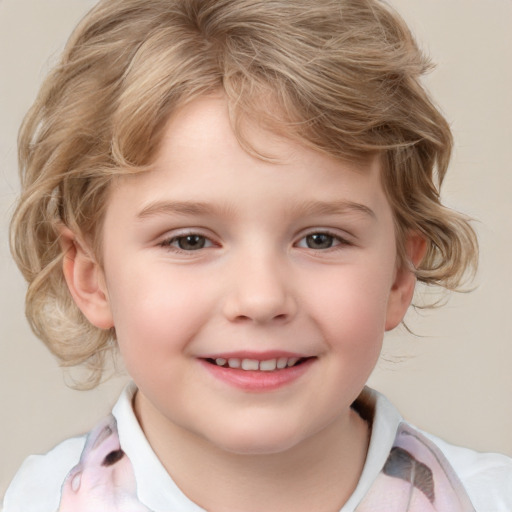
{"left": 62, "top": 95, "right": 424, "bottom": 511}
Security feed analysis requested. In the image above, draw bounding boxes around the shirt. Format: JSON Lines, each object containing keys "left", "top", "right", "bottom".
{"left": 4, "top": 383, "right": 512, "bottom": 511}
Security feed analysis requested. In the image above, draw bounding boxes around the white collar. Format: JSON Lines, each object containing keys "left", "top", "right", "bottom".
{"left": 341, "top": 387, "right": 403, "bottom": 510}
{"left": 113, "top": 382, "right": 206, "bottom": 511}
{"left": 113, "top": 383, "right": 402, "bottom": 512}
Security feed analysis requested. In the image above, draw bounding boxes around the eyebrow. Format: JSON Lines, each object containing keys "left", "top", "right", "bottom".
{"left": 294, "top": 200, "right": 376, "bottom": 220}
{"left": 136, "top": 199, "right": 376, "bottom": 221}
{"left": 136, "top": 201, "right": 234, "bottom": 220}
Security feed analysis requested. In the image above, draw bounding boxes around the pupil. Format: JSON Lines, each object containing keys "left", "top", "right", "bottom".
{"left": 179, "top": 235, "right": 205, "bottom": 250}
{"left": 307, "top": 233, "right": 333, "bottom": 249}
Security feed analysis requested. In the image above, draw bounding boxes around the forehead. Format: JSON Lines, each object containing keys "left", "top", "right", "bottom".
{"left": 106, "top": 95, "right": 390, "bottom": 224}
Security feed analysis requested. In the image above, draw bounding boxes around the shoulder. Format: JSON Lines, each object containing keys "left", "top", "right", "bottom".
{"left": 3, "top": 435, "right": 86, "bottom": 512}
{"left": 422, "top": 430, "right": 512, "bottom": 511}
{"left": 359, "top": 389, "right": 512, "bottom": 511}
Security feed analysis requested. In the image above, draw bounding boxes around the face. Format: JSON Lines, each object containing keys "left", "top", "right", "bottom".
{"left": 81, "top": 96, "right": 414, "bottom": 456}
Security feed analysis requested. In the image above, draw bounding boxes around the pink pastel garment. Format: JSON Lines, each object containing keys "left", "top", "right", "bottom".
{"left": 58, "top": 416, "right": 150, "bottom": 512}
{"left": 4, "top": 384, "right": 512, "bottom": 511}
{"left": 356, "top": 423, "right": 475, "bottom": 511}
{"left": 55, "top": 416, "right": 475, "bottom": 512}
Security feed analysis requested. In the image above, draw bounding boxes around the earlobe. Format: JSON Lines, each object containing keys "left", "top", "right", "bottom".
{"left": 385, "top": 233, "right": 427, "bottom": 331}
{"left": 60, "top": 226, "right": 114, "bottom": 329}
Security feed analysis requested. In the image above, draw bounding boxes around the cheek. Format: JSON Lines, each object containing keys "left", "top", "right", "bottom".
{"left": 306, "top": 260, "right": 394, "bottom": 341}
{"left": 106, "top": 264, "right": 214, "bottom": 361}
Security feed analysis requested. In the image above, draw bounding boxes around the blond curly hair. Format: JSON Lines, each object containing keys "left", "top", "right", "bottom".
{"left": 10, "top": 0, "right": 478, "bottom": 387}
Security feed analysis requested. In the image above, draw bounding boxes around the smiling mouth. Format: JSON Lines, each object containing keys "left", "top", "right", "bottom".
{"left": 204, "top": 357, "right": 311, "bottom": 372}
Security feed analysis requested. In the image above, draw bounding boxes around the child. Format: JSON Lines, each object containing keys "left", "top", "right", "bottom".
{"left": 4, "top": 0, "right": 512, "bottom": 510}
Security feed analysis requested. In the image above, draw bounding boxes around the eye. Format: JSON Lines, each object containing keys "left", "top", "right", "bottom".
{"left": 304, "top": 233, "right": 336, "bottom": 249}
{"left": 175, "top": 234, "right": 207, "bottom": 250}
{"left": 296, "top": 232, "right": 348, "bottom": 250}
{"left": 160, "top": 233, "right": 214, "bottom": 252}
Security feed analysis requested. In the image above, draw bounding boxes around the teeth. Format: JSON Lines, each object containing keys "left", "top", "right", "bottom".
{"left": 259, "top": 359, "right": 277, "bottom": 371}
{"left": 228, "top": 358, "right": 241, "bottom": 368}
{"left": 212, "top": 357, "right": 303, "bottom": 371}
{"left": 277, "top": 357, "right": 288, "bottom": 369}
{"left": 287, "top": 357, "right": 299, "bottom": 367}
{"left": 241, "top": 359, "right": 259, "bottom": 371}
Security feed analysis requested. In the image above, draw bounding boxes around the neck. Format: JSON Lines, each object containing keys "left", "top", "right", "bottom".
{"left": 135, "top": 394, "right": 370, "bottom": 512}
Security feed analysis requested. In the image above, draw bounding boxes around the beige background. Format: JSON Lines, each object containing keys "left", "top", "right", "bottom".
{"left": 1, "top": 0, "right": 511, "bottom": 499}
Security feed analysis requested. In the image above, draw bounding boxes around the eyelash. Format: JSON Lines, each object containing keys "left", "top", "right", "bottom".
{"left": 158, "top": 230, "right": 352, "bottom": 254}
{"left": 295, "top": 230, "right": 352, "bottom": 251}
{"left": 158, "top": 232, "right": 215, "bottom": 253}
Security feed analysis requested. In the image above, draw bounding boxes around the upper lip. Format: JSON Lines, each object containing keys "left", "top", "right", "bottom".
{"left": 197, "top": 350, "right": 314, "bottom": 361}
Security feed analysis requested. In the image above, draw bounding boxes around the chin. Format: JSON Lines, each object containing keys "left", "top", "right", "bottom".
{"left": 219, "top": 438, "right": 301, "bottom": 456}
{"left": 201, "top": 421, "right": 310, "bottom": 456}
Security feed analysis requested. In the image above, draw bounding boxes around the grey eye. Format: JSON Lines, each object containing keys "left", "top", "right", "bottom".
{"left": 176, "top": 235, "right": 207, "bottom": 250}
{"left": 305, "top": 233, "right": 335, "bottom": 249}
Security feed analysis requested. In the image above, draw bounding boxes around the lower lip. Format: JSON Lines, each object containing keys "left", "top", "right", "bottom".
{"left": 199, "top": 358, "right": 315, "bottom": 392}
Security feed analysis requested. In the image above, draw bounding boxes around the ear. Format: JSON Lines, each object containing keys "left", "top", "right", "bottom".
{"left": 60, "top": 226, "right": 114, "bottom": 329}
{"left": 385, "top": 233, "right": 427, "bottom": 331}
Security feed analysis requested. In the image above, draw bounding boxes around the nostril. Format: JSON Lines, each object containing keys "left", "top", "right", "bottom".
{"left": 102, "top": 449, "right": 125, "bottom": 467}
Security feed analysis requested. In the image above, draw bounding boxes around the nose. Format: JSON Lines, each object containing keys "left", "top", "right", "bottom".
{"left": 222, "top": 252, "right": 297, "bottom": 324}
